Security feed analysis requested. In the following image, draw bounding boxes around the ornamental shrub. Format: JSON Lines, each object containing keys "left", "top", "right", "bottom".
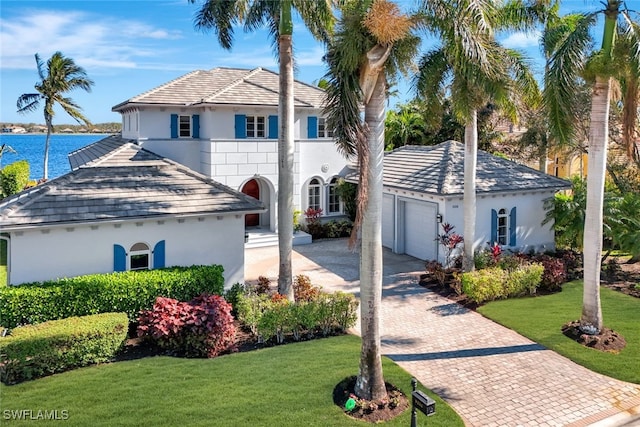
{"left": 0, "top": 160, "right": 29, "bottom": 198}
{"left": 531, "top": 254, "right": 567, "bottom": 292}
{"left": 504, "top": 263, "right": 544, "bottom": 297}
{"left": 461, "top": 264, "right": 543, "bottom": 304}
{"left": 137, "top": 294, "right": 235, "bottom": 358}
{"left": 293, "top": 274, "right": 322, "bottom": 302}
{"left": 461, "top": 267, "right": 506, "bottom": 303}
{"left": 0, "top": 312, "right": 128, "bottom": 384}
{"left": 0, "top": 265, "right": 224, "bottom": 328}
{"left": 235, "top": 290, "right": 357, "bottom": 343}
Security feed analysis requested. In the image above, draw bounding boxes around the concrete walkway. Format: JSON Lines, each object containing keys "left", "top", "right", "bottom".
{"left": 245, "top": 239, "right": 640, "bottom": 427}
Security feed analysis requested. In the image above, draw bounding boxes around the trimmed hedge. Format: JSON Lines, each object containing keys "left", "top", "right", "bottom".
{"left": 0, "top": 312, "right": 128, "bottom": 384}
{"left": 236, "top": 291, "right": 358, "bottom": 344}
{"left": 0, "top": 265, "right": 225, "bottom": 328}
{"left": 461, "top": 263, "right": 543, "bottom": 304}
{"left": 1, "top": 160, "right": 30, "bottom": 198}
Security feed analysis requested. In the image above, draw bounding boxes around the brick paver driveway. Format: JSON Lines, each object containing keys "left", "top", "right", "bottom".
{"left": 245, "top": 239, "right": 640, "bottom": 427}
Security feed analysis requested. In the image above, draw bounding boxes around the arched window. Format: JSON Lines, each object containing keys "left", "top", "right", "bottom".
{"left": 328, "top": 177, "right": 341, "bottom": 214}
{"left": 308, "top": 178, "right": 321, "bottom": 211}
{"left": 130, "top": 242, "right": 150, "bottom": 271}
{"left": 497, "top": 208, "right": 508, "bottom": 245}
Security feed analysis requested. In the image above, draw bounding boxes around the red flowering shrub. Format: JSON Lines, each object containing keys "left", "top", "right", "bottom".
{"left": 531, "top": 255, "right": 567, "bottom": 292}
{"left": 137, "top": 294, "right": 236, "bottom": 358}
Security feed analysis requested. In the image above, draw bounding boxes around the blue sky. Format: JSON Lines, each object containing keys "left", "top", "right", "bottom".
{"left": 1, "top": 0, "right": 609, "bottom": 125}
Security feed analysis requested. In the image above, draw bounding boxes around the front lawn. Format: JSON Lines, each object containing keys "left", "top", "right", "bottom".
{"left": 478, "top": 281, "right": 640, "bottom": 384}
{"left": 0, "top": 334, "right": 463, "bottom": 426}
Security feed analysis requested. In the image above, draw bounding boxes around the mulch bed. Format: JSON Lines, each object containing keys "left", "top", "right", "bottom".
{"left": 332, "top": 376, "right": 409, "bottom": 423}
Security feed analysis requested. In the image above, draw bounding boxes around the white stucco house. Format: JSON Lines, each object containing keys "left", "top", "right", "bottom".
{"left": 377, "top": 141, "right": 571, "bottom": 264}
{"left": 111, "top": 66, "right": 350, "bottom": 232}
{"left": 0, "top": 137, "right": 264, "bottom": 287}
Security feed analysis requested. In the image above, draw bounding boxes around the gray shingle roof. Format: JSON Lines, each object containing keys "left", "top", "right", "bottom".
{"left": 111, "top": 67, "right": 326, "bottom": 111}
{"left": 382, "top": 141, "right": 571, "bottom": 196}
{"left": 1, "top": 137, "right": 264, "bottom": 230}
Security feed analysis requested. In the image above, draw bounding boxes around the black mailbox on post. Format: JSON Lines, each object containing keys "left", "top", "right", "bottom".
{"left": 412, "top": 389, "right": 436, "bottom": 417}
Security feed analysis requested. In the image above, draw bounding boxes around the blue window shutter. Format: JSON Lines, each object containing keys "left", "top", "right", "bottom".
{"left": 509, "top": 207, "right": 517, "bottom": 246}
{"left": 153, "top": 240, "right": 165, "bottom": 269}
{"left": 170, "top": 114, "right": 178, "bottom": 139}
{"left": 307, "top": 116, "right": 318, "bottom": 138}
{"left": 235, "top": 114, "right": 246, "bottom": 139}
{"left": 114, "top": 244, "right": 126, "bottom": 272}
{"left": 192, "top": 114, "right": 200, "bottom": 138}
{"left": 490, "top": 209, "right": 498, "bottom": 244}
{"left": 268, "top": 115, "right": 278, "bottom": 139}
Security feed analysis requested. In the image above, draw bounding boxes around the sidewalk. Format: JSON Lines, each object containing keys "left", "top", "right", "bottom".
{"left": 245, "top": 239, "right": 640, "bottom": 427}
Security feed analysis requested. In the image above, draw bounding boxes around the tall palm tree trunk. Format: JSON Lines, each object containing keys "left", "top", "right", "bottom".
{"left": 581, "top": 75, "right": 611, "bottom": 332}
{"left": 277, "top": 29, "right": 295, "bottom": 301}
{"left": 355, "top": 73, "right": 387, "bottom": 402}
{"left": 462, "top": 110, "right": 478, "bottom": 272}
{"left": 44, "top": 116, "right": 53, "bottom": 181}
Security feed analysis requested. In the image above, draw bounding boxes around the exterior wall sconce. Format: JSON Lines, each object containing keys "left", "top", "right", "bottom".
{"left": 436, "top": 214, "right": 443, "bottom": 223}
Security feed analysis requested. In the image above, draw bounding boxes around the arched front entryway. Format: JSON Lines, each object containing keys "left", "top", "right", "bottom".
{"left": 241, "top": 179, "right": 261, "bottom": 227}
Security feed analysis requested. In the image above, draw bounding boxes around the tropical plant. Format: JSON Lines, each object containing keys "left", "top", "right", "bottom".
{"left": 414, "top": 0, "right": 541, "bottom": 272}
{"left": 16, "top": 52, "right": 93, "bottom": 181}
{"left": 607, "top": 192, "right": 640, "bottom": 262}
{"left": 384, "top": 102, "right": 426, "bottom": 150}
{"left": 190, "top": 0, "right": 334, "bottom": 301}
{"left": 323, "top": 0, "right": 419, "bottom": 402}
{"left": 542, "top": 0, "right": 640, "bottom": 333}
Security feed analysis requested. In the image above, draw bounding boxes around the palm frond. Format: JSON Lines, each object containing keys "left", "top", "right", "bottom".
{"left": 543, "top": 12, "right": 597, "bottom": 146}
{"left": 191, "top": 0, "right": 244, "bottom": 50}
{"left": 293, "top": 0, "right": 335, "bottom": 42}
{"left": 413, "top": 48, "right": 449, "bottom": 126}
{"left": 16, "top": 93, "right": 41, "bottom": 114}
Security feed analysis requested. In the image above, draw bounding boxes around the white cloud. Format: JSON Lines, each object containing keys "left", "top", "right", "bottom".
{"left": 295, "top": 46, "right": 327, "bottom": 67}
{"left": 0, "top": 9, "right": 184, "bottom": 71}
{"left": 500, "top": 30, "right": 541, "bottom": 49}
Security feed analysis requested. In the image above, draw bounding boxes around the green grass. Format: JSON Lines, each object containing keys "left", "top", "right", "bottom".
{"left": 478, "top": 281, "right": 640, "bottom": 384}
{"left": 0, "top": 335, "right": 463, "bottom": 426}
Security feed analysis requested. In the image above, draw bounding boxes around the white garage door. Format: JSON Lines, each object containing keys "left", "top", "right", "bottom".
{"left": 404, "top": 200, "right": 438, "bottom": 261}
{"left": 382, "top": 194, "right": 394, "bottom": 249}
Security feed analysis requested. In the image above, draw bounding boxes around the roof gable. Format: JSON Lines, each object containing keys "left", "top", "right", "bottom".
{"left": 383, "top": 141, "right": 571, "bottom": 195}
{"left": 1, "top": 136, "right": 264, "bottom": 229}
{"left": 112, "top": 67, "right": 327, "bottom": 110}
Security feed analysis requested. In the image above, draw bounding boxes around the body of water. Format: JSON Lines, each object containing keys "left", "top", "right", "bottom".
{"left": 0, "top": 134, "right": 108, "bottom": 180}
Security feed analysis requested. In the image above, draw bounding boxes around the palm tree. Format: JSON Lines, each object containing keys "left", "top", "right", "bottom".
{"left": 323, "top": 0, "right": 419, "bottom": 402}
{"left": 384, "top": 103, "right": 426, "bottom": 150}
{"left": 16, "top": 52, "right": 93, "bottom": 181}
{"left": 191, "top": 0, "right": 333, "bottom": 301}
{"left": 543, "top": 1, "right": 640, "bottom": 333}
{"left": 415, "top": 0, "right": 540, "bottom": 272}
{"left": 0, "top": 144, "right": 17, "bottom": 169}
{"left": 613, "top": 23, "right": 640, "bottom": 167}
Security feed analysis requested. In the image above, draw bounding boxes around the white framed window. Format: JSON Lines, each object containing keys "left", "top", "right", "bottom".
{"left": 318, "top": 118, "right": 333, "bottom": 138}
{"left": 246, "top": 116, "right": 266, "bottom": 138}
{"left": 308, "top": 178, "right": 322, "bottom": 211}
{"left": 497, "top": 208, "right": 508, "bottom": 245}
{"left": 129, "top": 242, "right": 150, "bottom": 271}
{"left": 179, "top": 115, "right": 191, "bottom": 137}
{"left": 328, "top": 177, "right": 341, "bottom": 214}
